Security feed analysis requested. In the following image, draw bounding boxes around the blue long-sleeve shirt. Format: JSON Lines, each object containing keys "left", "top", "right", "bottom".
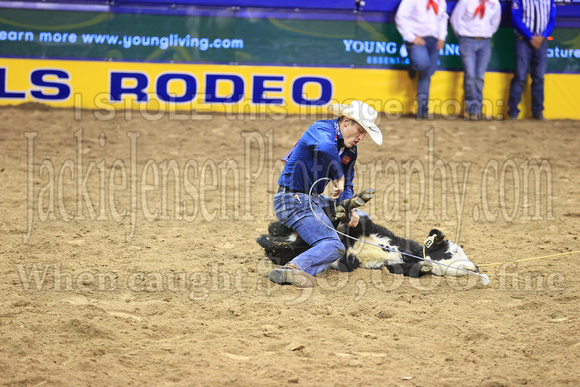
{"left": 511, "top": 0, "right": 556, "bottom": 40}
{"left": 278, "top": 119, "right": 357, "bottom": 201}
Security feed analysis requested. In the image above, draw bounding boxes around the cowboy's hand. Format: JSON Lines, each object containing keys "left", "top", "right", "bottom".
{"left": 436, "top": 39, "right": 445, "bottom": 50}
{"left": 412, "top": 36, "right": 426, "bottom": 46}
{"left": 345, "top": 209, "right": 360, "bottom": 228}
{"left": 329, "top": 176, "right": 345, "bottom": 199}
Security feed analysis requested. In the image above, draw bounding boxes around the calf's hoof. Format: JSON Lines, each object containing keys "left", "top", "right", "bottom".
{"left": 356, "top": 188, "right": 375, "bottom": 203}
{"left": 421, "top": 260, "right": 433, "bottom": 274}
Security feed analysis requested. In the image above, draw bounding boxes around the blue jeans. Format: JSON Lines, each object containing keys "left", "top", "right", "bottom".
{"left": 406, "top": 37, "right": 440, "bottom": 118}
{"left": 458, "top": 37, "right": 492, "bottom": 115}
{"left": 274, "top": 192, "right": 344, "bottom": 276}
{"left": 508, "top": 37, "right": 548, "bottom": 118}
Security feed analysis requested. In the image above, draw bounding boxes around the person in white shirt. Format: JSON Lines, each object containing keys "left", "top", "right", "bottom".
{"left": 450, "top": 0, "right": 502, "bottom": 120}
{"left": 395, "top": 0, "right": 449, "bottom": 119}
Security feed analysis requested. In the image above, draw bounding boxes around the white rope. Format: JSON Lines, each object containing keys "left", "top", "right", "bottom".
{"left": 307, "top": 177, "right": 490, "bottom": 286}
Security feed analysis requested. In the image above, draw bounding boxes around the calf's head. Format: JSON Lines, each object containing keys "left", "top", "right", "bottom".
{"left": 423, "top": 229, "right": 478, "bottom": 276}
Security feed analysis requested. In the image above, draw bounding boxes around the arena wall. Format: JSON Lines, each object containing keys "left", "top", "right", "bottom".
{"left": 0, "top": 1, "right": 579, "bottom": 119}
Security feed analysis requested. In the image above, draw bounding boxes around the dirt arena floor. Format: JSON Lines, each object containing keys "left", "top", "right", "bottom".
{"left": 1, "top": 103, "right": 579, "bottom": 386}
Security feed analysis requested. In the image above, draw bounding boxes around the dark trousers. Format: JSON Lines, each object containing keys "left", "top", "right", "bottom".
{"left": 406, "top": 37, "right": 440, "bottom": 118}
{"left": 508, "top": 37, "right": 548, "bottom": 118}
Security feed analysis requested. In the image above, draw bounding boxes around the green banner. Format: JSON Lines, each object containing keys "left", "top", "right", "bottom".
{"left": 0, "top": 8, "right": 579, "bottom": 73}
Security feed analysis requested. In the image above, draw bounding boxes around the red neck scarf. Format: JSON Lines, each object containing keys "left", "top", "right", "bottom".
{"left": 474, "top": 0, "right": 487, "bottom": 18}
{"left": 427, "top": 0, "right": 439, "bottom": 15}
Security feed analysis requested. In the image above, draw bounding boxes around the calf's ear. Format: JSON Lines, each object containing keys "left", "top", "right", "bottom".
{"left": 434, "top": 230, "right": 445, "bottom": 245}
{"left": 426, "top": 229, "right": 446, "bottom": 248}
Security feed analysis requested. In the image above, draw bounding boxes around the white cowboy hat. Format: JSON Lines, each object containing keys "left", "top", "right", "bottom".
{"left": 328, "top": 100, "right": 383, "bottom": 145}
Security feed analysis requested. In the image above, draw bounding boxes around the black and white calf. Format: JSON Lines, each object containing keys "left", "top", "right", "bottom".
{"left": 257, "top": 202, "right": 478, "bottom": 277}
